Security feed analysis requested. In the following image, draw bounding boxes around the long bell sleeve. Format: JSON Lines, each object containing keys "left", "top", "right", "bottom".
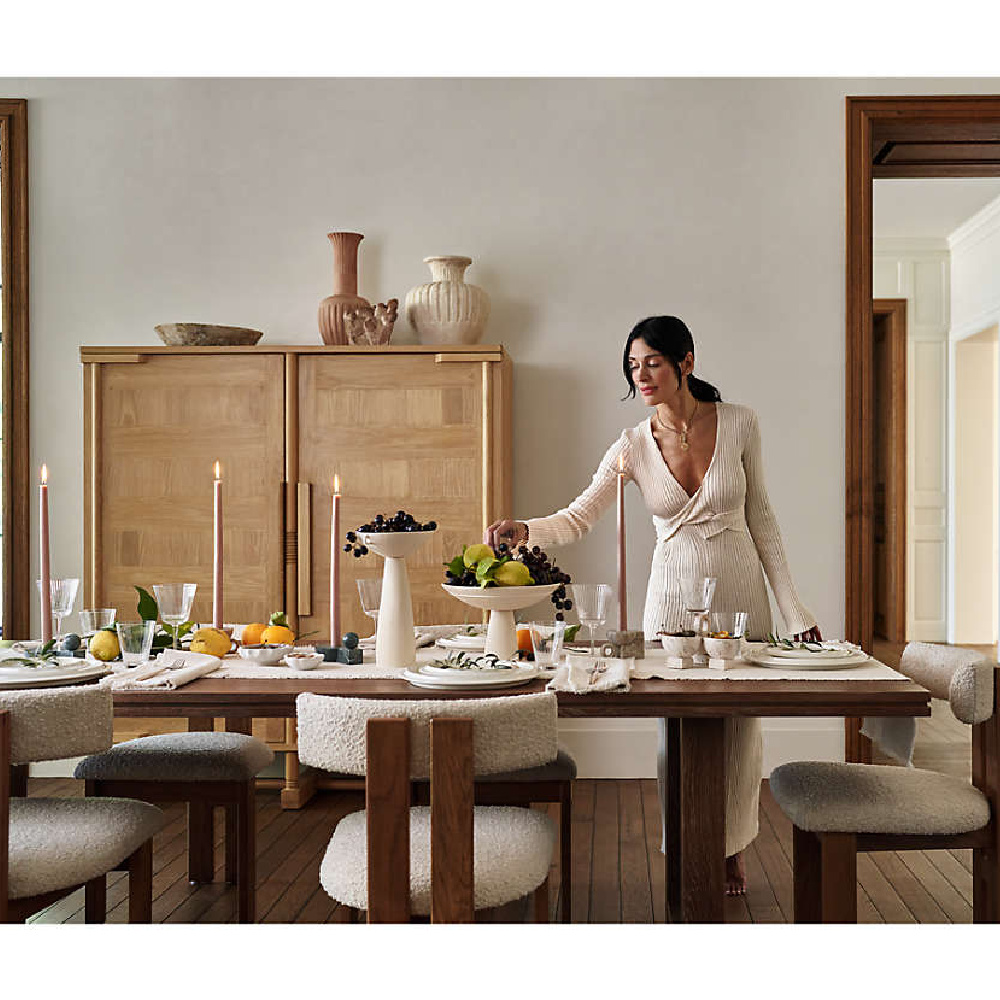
{"left": 524, "top": 433, "right": 629, "bottom": 548}
{"left": 742, "top": 410, "right": 815, "bottom": 635}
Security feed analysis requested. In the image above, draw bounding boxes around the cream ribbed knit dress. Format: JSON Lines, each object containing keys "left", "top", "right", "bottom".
{"left": 525, "top": 402, "right": 815, "bottom": 856}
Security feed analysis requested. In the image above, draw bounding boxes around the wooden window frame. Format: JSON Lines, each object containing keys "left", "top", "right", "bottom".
{"left": 846, "top": 94, "right": 1000, "bottom": 761}
{"left": 0, "top": 99, "right": 29, "bottom": 639}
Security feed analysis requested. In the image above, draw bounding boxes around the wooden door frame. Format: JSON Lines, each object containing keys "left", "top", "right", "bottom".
{"left": 0, "top": 99, "right": 30, "bottom": 639}
{"left": 872, "top": 298, "right": 907, "bottom": 644}
{"left": 846, "top": 94, "right": 1000, "bottom": 761}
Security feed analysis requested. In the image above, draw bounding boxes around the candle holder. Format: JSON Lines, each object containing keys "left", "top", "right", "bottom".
{"left": 600, "top": 630, "right": 646, "bottom": 660}
{"left": 442, "top": 584, "right": 559, "bottom": 661}
{"left": 316, "top": 631, "right": 364, "bottom": 664}
{"left": 359, "top": 530, "right": 435, "bottom": 668}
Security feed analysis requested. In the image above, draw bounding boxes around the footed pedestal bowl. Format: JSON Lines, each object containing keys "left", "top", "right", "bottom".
{"left": 442, "top": 584, "right": 559, "bottom": 661}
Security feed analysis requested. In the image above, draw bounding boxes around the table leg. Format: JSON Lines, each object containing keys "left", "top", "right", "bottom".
{"left": 225, "top": 717, "right": 253, "bottom": 736}
{"left": 662, "top": 718, "right": 682, "bottom": 923}
{"left": 680, "top": 716, "right": 726, "bottom": 923}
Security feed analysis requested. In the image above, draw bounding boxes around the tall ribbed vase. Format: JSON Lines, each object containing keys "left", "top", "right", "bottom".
{"left": 404, "top": 255, "right": 490, "bottom": 345}
{"left": 318, "top": 232, "right": 370, "bottom": 345}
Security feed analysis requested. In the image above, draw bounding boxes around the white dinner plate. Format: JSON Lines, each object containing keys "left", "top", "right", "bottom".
{"left": 402, "top": 664, "right": 538, "bottom": 689}
{"left": 761, "top": 642, "right": 859, "bottom": 660}
{"left": 422, "top": 660, "right": 516, "bottom": 676}
{"left": 0, "top": 659, "right": 110, "bottom": 690}
{"left": 744, "top": 650, "right": 871, "bottom": 670}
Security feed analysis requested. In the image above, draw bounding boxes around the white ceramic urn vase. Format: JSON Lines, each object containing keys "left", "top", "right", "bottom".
{"left": 405, "top": 255, "right": 490, "bottom": 345}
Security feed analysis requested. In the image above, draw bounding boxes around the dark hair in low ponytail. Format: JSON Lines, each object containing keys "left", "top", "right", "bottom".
{"left": 622, "top": 315, "right": 722, "bottom": 402}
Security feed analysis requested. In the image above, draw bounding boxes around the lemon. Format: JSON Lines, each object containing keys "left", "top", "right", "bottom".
{"left": 189, "top": 627, "right": 232, "bottom": 658}
{"left": 463, "top": 543, "right": 494, "bottom": 568}
{"left": 89, "top": 629, "right": 120, "bottom": 662}
{"left": 261, "top": 624, "right": 295, "bottom": 645}
{"left": 241, "top": 622, "right": 267, "bottom": 646}
{"left": 494, "top": 561, "right": 532, "bottom": 587}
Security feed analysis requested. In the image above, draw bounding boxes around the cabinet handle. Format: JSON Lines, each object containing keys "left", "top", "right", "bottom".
{"left": 434, "top": 353, "right": 500, "bottom": 364}
{"left": 297, "top": 483, "right": 312, "bottom": 616}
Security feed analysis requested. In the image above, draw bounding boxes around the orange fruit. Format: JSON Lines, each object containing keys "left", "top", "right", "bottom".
{"left": 241, "top": 623, "right": 267, "bottom": 646}
{"left": 261, "top": 624, "right": 295, "bottom": 645}
{"left": 517, "top": 627, "right": 533, "bottom": 653}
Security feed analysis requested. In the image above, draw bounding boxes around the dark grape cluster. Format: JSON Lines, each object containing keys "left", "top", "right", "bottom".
{"left": 517, "top": 544, "right": 573, "bottom": 619}
{"left": 344, "top": 510, "right": 437, "bottom": 558}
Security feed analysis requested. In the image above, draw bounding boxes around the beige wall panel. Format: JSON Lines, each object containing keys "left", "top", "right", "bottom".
{"left": 913, "top": 540, "right": 947, "bottom": 624}
{"left": 913, "top": 341, "right": 947, "bottom": 494}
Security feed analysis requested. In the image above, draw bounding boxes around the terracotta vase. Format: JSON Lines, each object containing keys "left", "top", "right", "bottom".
{"left": 318, "top": 232, "right": 370, "bottom": 345}
{"left": 404, "top": 255, "right": 490, "bottom": 345}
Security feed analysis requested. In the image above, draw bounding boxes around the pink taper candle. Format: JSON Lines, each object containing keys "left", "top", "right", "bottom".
{"left": 213, "top": 461, "right": 224, "bottom": 628}
{"left": 617, "top": 452, "right": 627, "bottom": 631}
{"left": 39, "top": 464, "right": 52, "bottom": 642}
{"left": 330, "top": 474, "right": 341, "bottom": 646}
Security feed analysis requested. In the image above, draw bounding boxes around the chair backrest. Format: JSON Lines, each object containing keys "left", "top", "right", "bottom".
{"left": 295, "top": 690, "right": 558, "bottom": 778}
{"left": 898, "top": 642, "right": 995, "bottom": 725}
{"left": 0, "top": 686, "right": 112, "bottom": 765}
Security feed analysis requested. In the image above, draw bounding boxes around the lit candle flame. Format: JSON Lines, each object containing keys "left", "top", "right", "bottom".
{"left": 618, "top": 453, "right": 624, "bottom": 475}
{"left": 41, "top": 464, "right": 48, "bottom": 485}
{"left": 213, "top": 461, "right": 221, "bottom": 480}
{"left": 333, "top": 473, "right": 341, "bottom": 495}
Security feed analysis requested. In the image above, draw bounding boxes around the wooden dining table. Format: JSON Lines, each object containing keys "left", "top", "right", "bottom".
{"left": 110, "top": 671, "right": 930, "bottom": 923}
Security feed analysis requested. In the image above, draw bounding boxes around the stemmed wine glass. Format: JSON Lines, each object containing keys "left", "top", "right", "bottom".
{"left": 37, "top": 578, "right": 79, "bottom": 640}
{"left": 153, "top": 584, "right": 197, "bottom": 650}
{"left": 571, "top": 584, "right": 613, "bottom": 654}
{"left": 357, "top": 578, "right": 382, "bottom": 638}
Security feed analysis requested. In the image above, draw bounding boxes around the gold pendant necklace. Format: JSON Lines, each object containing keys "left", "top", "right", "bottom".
{"left": 658, "top": 399, "right": 698, "bottom": 451}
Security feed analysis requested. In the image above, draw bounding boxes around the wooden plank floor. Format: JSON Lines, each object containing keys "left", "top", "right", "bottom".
{"left": 23, "top": 777, "right": 974, "bottom": 924}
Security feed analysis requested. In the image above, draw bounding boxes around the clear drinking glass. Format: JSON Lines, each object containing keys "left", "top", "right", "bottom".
{"left": 570, "top": 583, "right": 612, "bottom": 654}
{"left": 153, "top": 583, "right": 197, "bottom": 649}
{"left": 528, "top": 620, "right": 567, "bottom": 670}
{"left": 80, "top": 608, "right": 116, "bottom": 635}
{"left": 116, "top": 620, "right": 156, "bottom": 668}
{"left": 356, "top": 578, "right": 382, "bottom": 637}
{"left": 709, "top": 611, "right": 748, "bottom": 639}
{"left": 37, "top": 578, "right": 79, "bottom": 639}
{"left": 680, "top": 576, "right": 717, "bottom": 636}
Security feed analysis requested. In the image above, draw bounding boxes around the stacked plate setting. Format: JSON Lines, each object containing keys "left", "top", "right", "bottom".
{"left": 742, "top": 641, "right": 871, "bottom": 670}
{"left": 402, "top": 661, "right": 538, "bottom": 690}
{"left": 0, "top": 656, "right": 110, "bottom": 690}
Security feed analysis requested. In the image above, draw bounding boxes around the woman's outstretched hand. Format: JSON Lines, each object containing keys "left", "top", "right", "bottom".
{"left": 793, "top": 625, "right": 824, "bottom": 643}
{"left": 485, "top": 518, "right": 528, "bottom": 550}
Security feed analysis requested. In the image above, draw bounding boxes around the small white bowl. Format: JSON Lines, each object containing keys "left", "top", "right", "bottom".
{"left": 703, "top": 636, "right": 741, "bottom": 660}
{"left": 658, "top": 633, "right": 703, "bottom": 657}
{"left": 237, "top": 644, "right": 292, "bottom": 665}
{"left": 283, "top": 651, "right": 325, "bottom": 671}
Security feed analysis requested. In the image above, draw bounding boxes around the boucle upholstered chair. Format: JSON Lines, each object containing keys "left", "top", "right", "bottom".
{"left": 296, "top": 691, "right": 560, "bottom": 922}
{"left": 1, "top": 686, "right": 165, "bottom": 923}
{"left": 73, "top": 728, "right": 274, "bottom": 922}
{"left": 769, "top": 642, "right": 999, "bottom": 923}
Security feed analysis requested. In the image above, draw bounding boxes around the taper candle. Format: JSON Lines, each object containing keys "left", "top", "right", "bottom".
{"left": 39, "top": 464, "right": 52, "bottom": 642}
{"left": 617, "top": 452, "right": 627, "bottom": 631}
{"left": 330, "top": 473, "right": 341, "bottom": 646}
{"left": 213, "top": 461, "right": 224, "bottom": 628}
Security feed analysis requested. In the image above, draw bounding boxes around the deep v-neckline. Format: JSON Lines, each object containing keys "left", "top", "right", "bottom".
{"left": 646, "top": 402, "right": 722, "bottom": 501}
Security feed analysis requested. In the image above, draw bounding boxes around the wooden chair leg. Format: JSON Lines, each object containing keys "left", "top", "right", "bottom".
{"left": 559, "top": 784, "right": 572, "bottom": 924}
{"left": 236, "top": 782, "right": 256, "bottom": 923}
{"left": 224, "top": 803, "right": 238, "bottom": 884}
{"left": 973, "top": 845, "right": 999, "bottom": 923}
{"left": 187, "top": 800, "right": 214, "bottom": 884}
{"left": 792, "top": 826, "right": 822, "bottom": 923}
{"left": 819, "top": 833, "right": 858, "bottom": 923}
{"left": 127, "top": 840, "right": 154, "bottom": 923}
{"left": 533, "top": 878, "right": 549, "bottom": 923}
{"left": 84, "top": 874, "right": 107, "bottom": 923}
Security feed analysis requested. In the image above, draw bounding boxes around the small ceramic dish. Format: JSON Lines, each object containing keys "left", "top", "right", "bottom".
{"left": 658, "top": 633, "right": 703, "bottom": 657}
{"left": 283, "top": 651, "right": 325, "bottom": 671}
{"left": 703, "top": 636, "right": 741, "bottom": 660}
{"left": 237, "top": 644, "right": 292, "bottom": 665}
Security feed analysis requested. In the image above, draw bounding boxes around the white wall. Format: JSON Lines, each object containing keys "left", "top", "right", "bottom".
{"left": 7, "top": 77, "right": 1000, "bottom": 775}
{"left": 872, "top": 237, "right": 950, "bottom": 641}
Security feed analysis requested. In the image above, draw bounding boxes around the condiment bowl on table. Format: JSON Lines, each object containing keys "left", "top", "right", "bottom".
{"left": 703, "top": 636, "right": 741, "bottom": 660}
{"left": 237, "top": 644, "right": 292, "bottom": 665}
{"left": 283, "top": 651, "right": 325, "bottom": 671}
{"left": 658, "top": 633, "right": 702, "bottom": 658}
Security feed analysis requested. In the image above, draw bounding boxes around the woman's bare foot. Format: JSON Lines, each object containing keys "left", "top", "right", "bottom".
{"left": 725, "top": 853, "right": 746, "bottom": 896}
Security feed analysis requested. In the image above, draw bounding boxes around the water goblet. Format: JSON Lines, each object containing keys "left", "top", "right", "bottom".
{"left": 356, "top": 578, "right": 382, "bottom": 638}
{"left": 80, "top": 608, "right": 116, "bottom": 636}
{"left": 37, "top": 578, "right": 79, "bottom": 640}
{"left": 116, "top": 620, "right": 156, "bottom": 668}
{"left": 570, "top": 584, "right": 612, "bottom": 654}
{"left": 153, "top": 583, "right": 197, "bottom": 649}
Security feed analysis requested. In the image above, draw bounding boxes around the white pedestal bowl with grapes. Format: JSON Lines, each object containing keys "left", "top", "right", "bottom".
{"left": 441, "top": 584, "right": 559, "bottom": 660}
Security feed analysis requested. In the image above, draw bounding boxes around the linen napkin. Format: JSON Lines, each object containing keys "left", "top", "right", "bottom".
{"left": 102, "top": 650, "right": 221, "bottom": 690}
{"left": 547, "top": 656, "right": 632, "bottom": 694}
{"left": 860, "top": 716, "right": 917, "bottom": 766}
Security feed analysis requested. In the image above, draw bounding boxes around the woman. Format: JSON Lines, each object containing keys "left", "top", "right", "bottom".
{"left": 486, "top": 315, "right": 822, "bottom": 895}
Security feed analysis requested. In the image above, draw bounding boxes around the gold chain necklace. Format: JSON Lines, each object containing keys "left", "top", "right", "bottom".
{"left": 656, "top": 398, "right": 698, "bottom": 451}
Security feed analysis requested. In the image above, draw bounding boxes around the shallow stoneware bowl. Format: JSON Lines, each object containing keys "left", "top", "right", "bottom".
{"left": 237, "top": 644, "right": 292, "bottom": 665}
{"left": 658, "top": 634, "right": 703, "bottom": 657}
{"left": 703, "top": 636, "right": 741, "bottom": 660}
{"left": 283, "top": 651, "right": 325, "bottom": 671}
{"left": 155, "top": 323, "right": 264, "bottom": 346}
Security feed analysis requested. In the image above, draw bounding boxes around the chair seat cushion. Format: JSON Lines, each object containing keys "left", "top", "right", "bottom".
{"left": 320, "top": 806, "right": 556, "bottom": 915}
{"left": 769, "top": 762, "right": 991, "bottom": 836}
{"left": 8, "top": 797, "right": 164, "bottom": 900}
{"left": 73, "top": 732, "right": 274, "bottom": 782}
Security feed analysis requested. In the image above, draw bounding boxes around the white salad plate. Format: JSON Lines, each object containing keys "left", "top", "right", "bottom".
{"left": 435, "top": 634, "right": 488, "bottom": 651}
{"left": 744, "top": 649, "right": 872, "bottom": 670}
{"left": 761, "top": 642, "right": 859, "bottom": 660}
{"left": 0, "top": 658, "right": 110, "bottom": 690}
{"left": 402, "top": 664, "right": 538, "bottom": 690}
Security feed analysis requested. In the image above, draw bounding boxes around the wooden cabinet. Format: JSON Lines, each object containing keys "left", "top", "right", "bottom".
{"left": 81, "top": 345, "right": 512, "bottom": 756}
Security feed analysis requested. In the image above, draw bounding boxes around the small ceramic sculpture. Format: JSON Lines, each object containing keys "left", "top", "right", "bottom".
{"left": 343, "top": 298, "right": 399, "bottom": 346}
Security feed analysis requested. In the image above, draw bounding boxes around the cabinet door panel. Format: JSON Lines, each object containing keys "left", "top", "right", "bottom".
{"left": 94, "top": 354, "right": 285, "bottom": 626}
{"left": 298, "top": 355, "right": 490, "bottom": 639}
